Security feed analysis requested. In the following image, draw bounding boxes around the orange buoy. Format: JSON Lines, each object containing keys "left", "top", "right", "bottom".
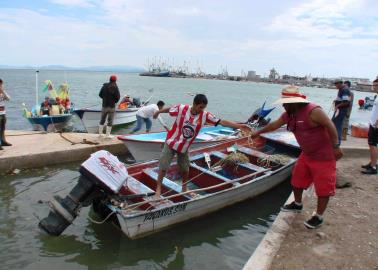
{"left": 351, "top": 123, "right": 369, "bottom": 138}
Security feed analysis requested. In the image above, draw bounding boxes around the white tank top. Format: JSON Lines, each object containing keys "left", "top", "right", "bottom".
{"left": 370, "top": 99, "right": 378, "bottom": 127}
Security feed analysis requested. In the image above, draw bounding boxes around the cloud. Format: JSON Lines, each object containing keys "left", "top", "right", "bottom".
{"left": 49, "top": 0, "right": 96, "bottom": 8}
{"left": 0, "top": 0, "right": 377, "bottom": 78}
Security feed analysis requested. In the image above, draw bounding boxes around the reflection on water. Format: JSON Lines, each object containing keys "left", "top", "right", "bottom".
{"left": 0, "top": 162, "right": 290, "bottom": 270}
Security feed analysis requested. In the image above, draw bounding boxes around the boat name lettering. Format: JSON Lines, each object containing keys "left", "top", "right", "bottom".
{"left": 143, "top": 203, "right": 187, "bottom": 222}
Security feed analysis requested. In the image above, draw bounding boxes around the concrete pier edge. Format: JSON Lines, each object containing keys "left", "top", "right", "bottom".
{"left": 242, "top": 146, "right": 369, "bottom": 270}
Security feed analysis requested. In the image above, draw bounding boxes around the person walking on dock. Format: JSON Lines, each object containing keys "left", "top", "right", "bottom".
{"left": 361, "top": 78, "right": 378, "bottom": 175}
{"left": 98, "top": 75, "right": 120, "bottom": 138}
{"left": 332, "top": 80, "right": 352, "bottom": 144}
{"left": 153, "top": 94, "right": 251, "bottom": 198}
{"left": 130, "top": 101, "right": 168, "bottom": 133}
{"left": 0, "top": 79, "right": 12, "bottom": 150}
{"left": 251, "top": 86, "right": 342, "bottom": 229}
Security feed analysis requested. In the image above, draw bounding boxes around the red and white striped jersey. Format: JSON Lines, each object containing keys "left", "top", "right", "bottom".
{"left": 166, "top": 104, "right": 220, "bottom": 153}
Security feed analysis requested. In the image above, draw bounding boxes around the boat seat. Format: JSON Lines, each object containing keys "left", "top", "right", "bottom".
{"left": 190, "top": 162, "right": 237, "bottom": 185}
{"left": 211, "top": 151, "right": 267, "bottom": 172}
{"left": 142, "top": 168, "right": 192, "bottom": 199}
{"left": 219, "top": 129, "right": 235, "bottom": 134}
{"left": 204, "top": 131, "right": 223, "bottom": 137}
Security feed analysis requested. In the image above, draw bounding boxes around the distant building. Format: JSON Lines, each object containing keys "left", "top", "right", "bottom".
{"left": 269, "top": 68, "right": 279, "bottom": 80}
{"left": 247, "top": 71, "right": 260, "bottom": 81}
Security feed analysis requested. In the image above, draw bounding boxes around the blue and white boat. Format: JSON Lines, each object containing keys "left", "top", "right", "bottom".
{"left": 26, "top": 113, "right": 72, "bottom": 132}
{"left": 118, "top": 125, "right": 240, "bottom": 162}
{"left": 23, "top": 71, "right": 73, "bottom": 132}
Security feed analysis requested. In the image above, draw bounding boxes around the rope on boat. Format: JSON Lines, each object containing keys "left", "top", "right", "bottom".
{"left": 121, "top": 141, "right": 258, "bottom": 213}
{"left": 118, "top": 138, "right": 291, "bottom": 213}
{"left": 122, "top": 160, "right": 270, "bottom": 213}
{"left": 87, "top": 211, "right": 116, "bottom": 224}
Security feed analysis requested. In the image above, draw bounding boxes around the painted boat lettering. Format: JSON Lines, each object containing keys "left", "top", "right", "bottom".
{"left": 143, "top": 203, "right": 187, "bottom": 222}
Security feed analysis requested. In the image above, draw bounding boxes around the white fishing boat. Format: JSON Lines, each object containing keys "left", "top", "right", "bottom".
{"left": 39, "top": 132, "right": 300, "bottom": 239}
{"left": 74, "top": 107, "right": 139, "bottom": 133}
{"left": 117, "top": 125, "right": 239, "bottom": 162}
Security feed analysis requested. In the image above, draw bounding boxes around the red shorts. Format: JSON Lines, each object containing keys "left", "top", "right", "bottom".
{"left": 291, "top": 153, "right": 336, "bottom": 197}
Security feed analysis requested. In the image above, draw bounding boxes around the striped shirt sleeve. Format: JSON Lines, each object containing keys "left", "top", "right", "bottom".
{"left": 205, "top": 111, "right": 220, "bottom": 125}
{"left": 169, "top": 104, "right": 181, "bottom": 117}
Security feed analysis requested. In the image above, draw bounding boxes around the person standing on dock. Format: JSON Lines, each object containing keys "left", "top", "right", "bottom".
{"left": 332, "top": 80, "right": 352, "bottom": 144}
{"left": 153, "top": 94, "right": 251, "bottom": 197}
{"left": 0, "top": 79, "right": 12, "bottom": 150}
{"left": 251, "top": 86, "right": 342, "bottom": 229}
{"left": 130, "top": 101, "right": 168, "bottom": 133}
{"left": 341, "top": 80, "right": 354, "bottom": 140}
{"left": 361, "top": 78, "right": 378, "bottom": 175}
{"left": 98, "top": 75, "right": 120, "bottom": 138}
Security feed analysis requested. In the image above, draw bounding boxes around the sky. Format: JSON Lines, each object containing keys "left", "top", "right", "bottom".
{"left": 0, "top": 0, "right": 377, "bottom": 79}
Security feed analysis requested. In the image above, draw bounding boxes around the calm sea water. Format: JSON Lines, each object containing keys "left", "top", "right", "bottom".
{"left": 0, "top": 69, "right": 372, "bottom": 132}
{"left": 0, "top": 69, "right": 372, "bottom": 269}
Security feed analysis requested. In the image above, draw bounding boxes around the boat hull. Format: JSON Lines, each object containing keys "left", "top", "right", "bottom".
{"left": 114, "top": 164, "right": 292, "bottom": 239}
{"left": 74, "top": 108, "right": 138, "bottom": 133}
{"left": 26, "top": 114, "right": 72, "bottom": 132}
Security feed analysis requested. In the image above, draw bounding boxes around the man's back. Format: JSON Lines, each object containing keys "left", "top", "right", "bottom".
{"left": 137, "top": 104, "right": 159, "bottom": 118}
{"left": 99, "top": 82, "right": 120, "bottom": 108}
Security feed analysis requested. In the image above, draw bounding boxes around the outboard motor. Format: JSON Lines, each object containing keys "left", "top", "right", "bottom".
{"left": 39, "top": 150, "right": 128, "bottom": 236}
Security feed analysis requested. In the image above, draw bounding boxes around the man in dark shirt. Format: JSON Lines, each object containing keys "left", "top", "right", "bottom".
{"left": 332, "top": 80, "right": 351, "bottom": 144}
{"left": 40, "top": 96, "right": 52, "bottom": 116}
{"left": 98, "top": 75, "right": 120, "bottom": 138}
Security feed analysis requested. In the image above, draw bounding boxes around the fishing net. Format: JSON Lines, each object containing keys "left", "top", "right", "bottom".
{"left": 220, "top": 152, "right": 250, "bottom": 167}
{"left": 257, "top": 154, "right": 291, "bottom": 168}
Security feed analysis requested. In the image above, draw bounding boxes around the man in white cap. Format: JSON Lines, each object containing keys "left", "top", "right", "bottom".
{"left": 251, "top": 86, "right": 342, "bottom": 229}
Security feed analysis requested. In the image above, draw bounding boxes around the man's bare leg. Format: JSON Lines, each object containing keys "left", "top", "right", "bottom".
{"left": 155, "top": 169, "right": 167, "bottom": 198}
{"left": 181, "top": 171, "right": 189, "bottom": 192}
{"left": 316, "top": 196, "right": 330, "bottom": 216}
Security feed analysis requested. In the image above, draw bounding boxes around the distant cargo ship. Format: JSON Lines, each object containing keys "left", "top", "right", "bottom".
{"left": 139, "top": 69, "right": 170, "bottom": 77}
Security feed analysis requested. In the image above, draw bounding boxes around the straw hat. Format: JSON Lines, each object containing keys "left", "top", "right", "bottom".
{"left": 274, "top": 85, "right": 309, "bottom": 104}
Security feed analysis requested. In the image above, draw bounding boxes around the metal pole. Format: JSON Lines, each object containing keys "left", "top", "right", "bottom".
{"left": 36, "top": 70, "right": 39, "bottom": 106}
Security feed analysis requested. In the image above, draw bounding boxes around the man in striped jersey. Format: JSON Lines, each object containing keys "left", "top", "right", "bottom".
{"left": 153, "top": 94, "right": 250, "bottom": 197}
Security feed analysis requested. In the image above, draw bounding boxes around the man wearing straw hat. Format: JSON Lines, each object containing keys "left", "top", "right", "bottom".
{"left": 251, "top": 86, "right": 342, "bottom": 229}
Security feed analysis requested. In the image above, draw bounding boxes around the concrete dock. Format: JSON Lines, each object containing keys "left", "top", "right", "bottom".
{"left": 243, "top": 135, "right": 377, "bottom": 270}
{"left": 0, "top": 130, "right": 128, "bottom": 172}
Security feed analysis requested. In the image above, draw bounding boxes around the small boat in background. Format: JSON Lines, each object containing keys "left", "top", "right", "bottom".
{"left": 74, "top": 107, "right": 139, "bottom": 133}
{"left": 38, "top": 132, "right": 300, "bottom": 239}
{"left": 358, "top": 96, "right": 376, "bottom": 111}
{"left": 23, "top": 71, "right": 74, "bottom": 132}
{"left": 74, "top": 91, "right": 153, "bottom": 133}
{"left": 118, "top": 125, "right": 239, "bottom": 162}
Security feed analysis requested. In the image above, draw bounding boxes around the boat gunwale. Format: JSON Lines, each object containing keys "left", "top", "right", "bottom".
{"left": 112, "top": 157, "right": 296, "bottom": 219}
